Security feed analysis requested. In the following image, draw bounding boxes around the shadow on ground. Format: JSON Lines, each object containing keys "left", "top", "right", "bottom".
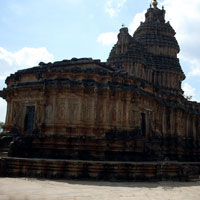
{"left": 37, "top": 178, "right": 200, "bottom": 188}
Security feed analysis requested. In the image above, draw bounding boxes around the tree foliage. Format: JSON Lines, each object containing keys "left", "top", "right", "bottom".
{"left": 184, "top": 95, "right": 192, "bottom": 101}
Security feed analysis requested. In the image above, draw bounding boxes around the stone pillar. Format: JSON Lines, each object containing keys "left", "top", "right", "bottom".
{"left": 102, "top": 89, "right": 109, "bottom": 127}
{"left": 190, "top": 115, "right": 194, "bottom": 138}
{"left": 163, "top": 74, "right": 166, "bottom": 87}
{"left": 52, "top": 90, "right": 58, "bottom": 134}
{"left": 194, "top": 116, "right": 199, "bottom": 139}
{"left": 173, "top": 109, "right": 178, "bottom": 134}
{"left": 185, "top": 115, "right": 189, "bottom": 138}
{"left": 162, "top": 108, "right": 166, "bottom": 134}
{"left": 166, "top": 73, "right": 169, "bottom": 88}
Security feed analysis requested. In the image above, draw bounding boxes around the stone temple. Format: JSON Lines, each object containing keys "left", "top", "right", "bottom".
{"left": 0, "top": 0, "right": 200, "bottom": 180}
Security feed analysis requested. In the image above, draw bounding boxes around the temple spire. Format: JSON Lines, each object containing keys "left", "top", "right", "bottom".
{"left": 152, "top": 0, "right": 158, "bottom": 8}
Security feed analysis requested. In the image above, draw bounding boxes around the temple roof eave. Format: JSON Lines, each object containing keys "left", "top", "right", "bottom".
{"left": 5, "top": 58, "right": 115, "bottom": 84}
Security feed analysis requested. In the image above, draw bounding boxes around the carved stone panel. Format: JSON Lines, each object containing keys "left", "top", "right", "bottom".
{"left": 45, "top": 104, "right": 53, "bottom": 123}
{"left": 96, "top": 100, "right": 104, "bottom": 124}
{"left": 177, "top": 111, "right": 184, "bottom": 136}
{"left": 57, "top": 99, "right": 66, "bottom": 121}
{"left": 110, "top": 103, "right": 116, "bottom": 125}
{"left": 129, "top": 106, "right": 140, "bottom": 127}
{"left": 67, "top": 98, "right": 80, "bottom": 124}
{"left": 81, "top": 99, "right": 92, "bottom": 123}
{"left": 116, "top": 102, "right": 122, "bottom": 125}
{"left": 12, "top": 101, "right": 23, "bottom": 128}
{"left": 36, "top": 103, "right": 43, "bottom": 125}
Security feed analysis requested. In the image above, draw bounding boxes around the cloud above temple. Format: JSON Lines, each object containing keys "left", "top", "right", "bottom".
{"left": 97, "top": 10, "right": 145, "bottom": 46}
{"left": 0, "top": 47, "right": 54, "bottom": 86}
{"left": 0, "top": 99, "right": 6, "bottom": 123}
{"left": 97, "top": 32, "right": 118, "bottom": 46}
{"left": 163, "top": 0, "right": 200, "bottom": 66}
{"left": 162, "top": 0, "right": 200, "bottom": 101}
{"left": 129, "top": 11, "right": 145, "bottom": 35}
{"left": 105, "top": 0, "right": 127, "bottom": 17}
{"left": 182, "top": 82, "right": 196, "bottom": 99}
{"left": 0, "top": 46, "right": 54, "bottom": 122}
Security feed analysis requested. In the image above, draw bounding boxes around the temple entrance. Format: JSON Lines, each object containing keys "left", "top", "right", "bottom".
{"left": 24, "top": 106, "right": 35, "bottom": 132}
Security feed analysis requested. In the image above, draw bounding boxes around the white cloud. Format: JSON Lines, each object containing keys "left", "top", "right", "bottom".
{"left": 161, "top": 0, "right": 200, "bottom": 102}
{"left": 0, "top": 99, "right": 7, "bottom": 123}
{"left": 0, "top": 46, "right": 54, "bottom": 122}
{"left": 181, "top": 57, "right": 200, "bottom": 77}
{"left": 105, "top": 0, "right": 127, "bottom": 17}
{"left": 182, "top": 82, "right": 199, "bottom": 101}
{"left": 97, "top": 9, "right": 145, "bottom": 46}
{"left": 183, "top": 83, "right": 195, "bottom": 97}
{"left": 97, "top": 32, "right": 118, "bottom": 46}
{"left": 0, "top": 47, "right": 54, "bottom": 82}
{"left": 0, "top": 47, "right": 54, "bottom": 69}
{"left": 129, "top": 11, "right": 145, "bottom": 35}
{"left": 161, "top": 0, "right": 200, "bottom": 75}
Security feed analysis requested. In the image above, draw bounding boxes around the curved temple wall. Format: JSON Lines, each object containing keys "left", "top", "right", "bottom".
{"left": 2, "top": 65, "right": 200, "bottom": 139}
{"left": 0, "top": 2, "right": 200, "bottom": 167}
{"left": 0, "top": 59, "right": 199, "bottom": 162}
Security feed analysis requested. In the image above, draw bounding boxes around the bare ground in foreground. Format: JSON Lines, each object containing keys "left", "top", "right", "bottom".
{"left": 0, "top": 178, "right": 200, "bottom": 200}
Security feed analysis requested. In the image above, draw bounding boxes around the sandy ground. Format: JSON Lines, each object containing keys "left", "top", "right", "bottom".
{"left": 0, "top": 178, "right": 200, "bottom": 200}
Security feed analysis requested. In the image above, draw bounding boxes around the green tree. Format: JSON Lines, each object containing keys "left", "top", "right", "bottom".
{"left": 185, "top": 95, "right": 192, "bottom": 101}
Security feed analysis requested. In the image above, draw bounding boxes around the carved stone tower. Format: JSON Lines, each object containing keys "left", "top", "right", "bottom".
{"left": 0, "top": 0, "right": 199, "bottom": 181}
{"left": 108, "top": 0, "right": 185, "bottom": 94}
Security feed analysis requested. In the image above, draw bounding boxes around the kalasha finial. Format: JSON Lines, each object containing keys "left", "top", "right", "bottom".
{"left": 152, "top": 0, "right": 158, "bottom": 8}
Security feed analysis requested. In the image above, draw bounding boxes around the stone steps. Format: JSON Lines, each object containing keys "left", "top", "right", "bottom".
{"left": 0, "top": 157, "right": 199, "bottom": 181}
{"left": 0, "top": 147, "right": 9, "bottom": 157}
{"left": 189, "top": 177, "right": 200, "bottom": 182}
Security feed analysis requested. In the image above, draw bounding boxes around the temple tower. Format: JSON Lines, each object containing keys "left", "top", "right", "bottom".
{"left": 108, "top": 0, "right": 185, "bottom": 94}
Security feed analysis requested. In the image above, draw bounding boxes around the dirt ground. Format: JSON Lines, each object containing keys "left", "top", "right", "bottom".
{"left": 0, "top": 178, "right": 200, "bottom": 200}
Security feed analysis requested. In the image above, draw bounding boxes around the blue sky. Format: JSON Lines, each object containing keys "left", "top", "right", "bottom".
{"left": 0, "top": 0, "right": 200, "bottom": 122}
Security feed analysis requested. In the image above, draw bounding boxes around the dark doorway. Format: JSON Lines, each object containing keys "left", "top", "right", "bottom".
{"left": 141, "top": 113, "right": 146, "bottom": 136}
{"left": 24, "top": 106, "right": 35, "bottom": 132}
{"left": 166, "top": 108, "right": 171, "bottom": 132}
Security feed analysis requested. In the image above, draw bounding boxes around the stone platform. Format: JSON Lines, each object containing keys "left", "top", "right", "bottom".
{"left": 0, "top": 157, "right": 199, "bottom": 181}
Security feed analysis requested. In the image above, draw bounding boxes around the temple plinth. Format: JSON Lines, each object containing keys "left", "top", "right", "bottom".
{"left": 0, "top": 2, "right": 199, "bottom": 181}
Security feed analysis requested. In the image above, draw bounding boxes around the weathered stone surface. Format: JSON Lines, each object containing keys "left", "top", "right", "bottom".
{"left": 0, "top": 157, "right": 199, "bottom": 181}
{"left": 0, "top": 1, "right": 200, "bottom": 181}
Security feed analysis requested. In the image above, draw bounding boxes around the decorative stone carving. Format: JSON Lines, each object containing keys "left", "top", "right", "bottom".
{"left": 12, "top": 101, "right": 22, "bottom": 126}
{"left": 68, "top": 99, "right": 79, "bottom": 124}
{"left": 45, "top": 104, "right": 53, "bottom": 123}
{"left": 81, "top": 99, "right": 91, "bottom": 122}
{"left": 0, "top": 1, "right": 199, "bottom": 166}
{"left": 57, "top": 99, "right": 66, "bottom": 121}
{"left": 36, "top": 104, "right": 42, "bottom": 124}
{"left": 95, "top": 102, "right": 104, "bottom": 123}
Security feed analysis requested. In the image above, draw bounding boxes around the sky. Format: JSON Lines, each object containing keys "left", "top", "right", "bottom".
{"left": 0, "top": 0, "right": 200, "bottom": 122}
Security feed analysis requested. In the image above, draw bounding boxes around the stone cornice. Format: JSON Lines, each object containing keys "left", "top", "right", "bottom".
{"left": 3, "top": 76, "right": 200, "bottom": 114}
